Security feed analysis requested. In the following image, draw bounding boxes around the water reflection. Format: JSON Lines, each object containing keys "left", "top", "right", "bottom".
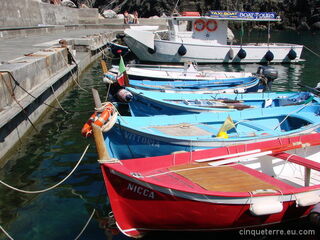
{"left": 0, "top": 31, "right": 320, "bottom": 240}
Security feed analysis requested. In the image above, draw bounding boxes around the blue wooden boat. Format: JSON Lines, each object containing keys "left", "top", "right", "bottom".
{"left": 127, "top": 88, "right": 318, "bottom": 116}
{"left": 104, "top": 104, "right": 320, "bottom": 159}
{"left": 128, "top": 76, "right": 267, "bottom": 94}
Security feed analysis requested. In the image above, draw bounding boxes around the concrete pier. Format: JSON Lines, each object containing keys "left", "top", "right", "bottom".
{"left": 0, "top": 0, "right": 166, "bottom": 163}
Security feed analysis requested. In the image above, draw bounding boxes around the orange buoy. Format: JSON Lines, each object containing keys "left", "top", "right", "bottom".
{"left": 81, "top": 112, "right": 97, "bottom": 137}
{"left": 81, "top": 103, "right": 115, "bottom": 137}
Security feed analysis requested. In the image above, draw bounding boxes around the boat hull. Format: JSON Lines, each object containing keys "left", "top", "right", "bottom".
{"left": 101, "top": 166, "right": 312, "bottom": 238}
{"left": 127, "top": 89, "right": 316, "bottom": 116}
{"left": 105, "top": 104, "right": 320, "bottom": 159}
{"left": 110, "top": 65, "right": 254, "bottom": 81}
{"left": 128, "top": 77, "right": 267, "bottom": 94}
{"left": 124, "top": 37, "right": 303, "bottom": 64}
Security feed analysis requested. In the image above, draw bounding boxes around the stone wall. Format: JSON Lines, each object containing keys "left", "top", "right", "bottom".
{"left": 0, "top": 0, "right": 100, "bottom": 28}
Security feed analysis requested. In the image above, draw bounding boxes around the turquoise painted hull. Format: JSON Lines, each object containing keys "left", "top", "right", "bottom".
{"left": 105, "top": 104, "right": 320, "bottom": 159}
{"left": 128, "top": 77, "right": 267, "bottom": 93}
{"left": 127, "top": 88, "right": 317, "bottom": 116}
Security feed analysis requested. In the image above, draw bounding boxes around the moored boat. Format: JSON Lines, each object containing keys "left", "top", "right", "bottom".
{"left": 127, "top": 88, "right": 318, "bottom": 116}
{"left": 98, "top": 132, "right": 320, "bottom": 238}
{"left": 109, "top": 62, "right": 255, "bottom": 81}
{"left": 103, "top": 104, "right": 320, "bottom": 159}
{"left": 126, "top": 76, "right": 268, "bottom": 94}
{"left": 123, "top": 11, "right": 304, "bottom": 64}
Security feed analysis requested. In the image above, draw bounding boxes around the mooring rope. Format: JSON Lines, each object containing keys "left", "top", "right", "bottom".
{"left": 304, "top": 45, "right": 320, "bottom": 58}
{"left": 273, "top": 101, "right": 311, "bottom": 130}
{"left": 0, "top": 207, "right": 97, "bottom": 240}
{"left": 1, "top": 71, "right": 96, "bottom": 114}
{"left": 74, "top": 209, "right": 96, "bottom": 240}
{"left": 58, "top": 50, "right": 89, "bottom": 93}
{"left": 0, "top": 224, "right": 14, "bottom": 240}
{"left": 0, "top": 144, "right": 90, "bottom": 194}
{"left": 50, "top": 85, "right": 69, "bottom": 114}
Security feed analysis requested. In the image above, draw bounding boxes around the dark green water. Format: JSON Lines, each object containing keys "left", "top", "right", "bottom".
{"left": 0, "top": 31, "right": 320, "bottom": 240}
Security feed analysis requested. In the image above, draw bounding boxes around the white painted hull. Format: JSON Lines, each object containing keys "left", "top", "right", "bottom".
{"left": 111, "top": 65, "right": 253, "bottom": 81}
{"left": 124, "top": 37, "right": 303, "bottom": 63}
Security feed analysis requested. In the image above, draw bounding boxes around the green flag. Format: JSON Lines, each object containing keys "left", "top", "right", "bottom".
{"left": 117, "top": 56, "right": 129, "bottom": 86}
{"left": 119, "top": 55, "right": 126, "bottom": 74}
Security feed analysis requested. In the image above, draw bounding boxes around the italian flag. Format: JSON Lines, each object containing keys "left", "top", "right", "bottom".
{"left": 117, "top": 56, "right": 129, "bottom": 86}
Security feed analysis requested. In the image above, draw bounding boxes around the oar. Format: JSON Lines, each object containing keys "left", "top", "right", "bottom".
{"left": 196, "top": 142, "right": 298, "bottom": 163}
{"left": 92, "top": 88, "right": 103, "bottom": 112}
{"left": 92, "top": 123, "right": 111, "bottom": 161}
{"left": 298, "top": 83, "right": 320, "bottom": 96}
{"left": 214, "top": 99, "right": 244, "bottom": 103}
{"left": 196, "top": 138, "right": 320, "bottom": 163}
{"left": 205, "top": 104, "right": 252, "bottom": 110}
{"left": 100, "top": 59, "right": 108, "bottom": 74}
{"left": 208, "top": 140, "right": 320, "bottom": 167}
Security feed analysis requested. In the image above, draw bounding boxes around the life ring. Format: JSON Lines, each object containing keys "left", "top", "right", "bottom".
{"left": 81, "top": 102, "right": 117, "bottom": 137}
{"left": 206, "top": 20, "right": 218, "bottom": 32}
{"left": 81, "top": 112, "right": 97, "bottom": 137}
{"left": 194, "top": 19, "right": 206, "bottom": 31}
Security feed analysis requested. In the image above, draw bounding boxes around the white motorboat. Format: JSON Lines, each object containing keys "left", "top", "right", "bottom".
{"left": 123, "top": 11, "right": 304, "bottom": 64}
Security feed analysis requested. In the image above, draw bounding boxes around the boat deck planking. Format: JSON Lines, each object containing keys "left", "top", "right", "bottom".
{"left": 169, "top": 163, "right": 294, "bottom": 192}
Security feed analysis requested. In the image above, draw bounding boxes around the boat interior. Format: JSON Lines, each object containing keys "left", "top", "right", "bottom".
{"left": 139, "top": 145, "right": 320, "bottom": 194}
{"left": 147, "top": 114, "right": 312, "bottom": 138}
{"left": 164, "top": 92, "right": 313, "bottom": 109}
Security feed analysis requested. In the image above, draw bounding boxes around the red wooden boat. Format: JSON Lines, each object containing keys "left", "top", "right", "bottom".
{"left": 97, "top": 131, "right": 320, "bottom": 238}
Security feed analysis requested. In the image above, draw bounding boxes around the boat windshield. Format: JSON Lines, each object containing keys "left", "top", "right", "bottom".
{"left": 177, "top": 20, "right": 193, "bottom": 32}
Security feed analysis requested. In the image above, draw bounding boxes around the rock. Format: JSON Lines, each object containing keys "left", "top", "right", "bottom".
{"left": 61, "top": 0, "right": 77, "bottom": 8}
{"left": 68, "top": 0, "right": 320, "bottom": 31}
{"left": 102, "top": 9, "right": 117, "bottom": 18}
{"left": 117, "top": 14, "right": 125, "bottom": 19}
{"left": 311, "top": 21, "right": 320, "bottom": 30}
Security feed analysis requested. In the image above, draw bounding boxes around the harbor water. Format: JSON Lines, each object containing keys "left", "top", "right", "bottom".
{"left": 1, "top": 30, "right": 320, "bottom": 240}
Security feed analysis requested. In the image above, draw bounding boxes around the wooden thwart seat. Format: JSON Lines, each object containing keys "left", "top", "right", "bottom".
{"left": 170, "top": 163, "right": 280, "bottom": 192}
{"left": 150, "top": 123, "right": 211, "bottom": 136}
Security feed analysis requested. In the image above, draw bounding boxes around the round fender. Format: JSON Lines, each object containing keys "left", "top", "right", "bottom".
{"left": 287, "top": 49, "right": 297, "bottom": 60}
{"left": 178, "top": 44, "right": 187, "bottom": 56}
{"left": 237, "top": 48, "right": 247, "bottom": 59}
{"left": 264, "top": 50, "right": 274, "bottom": 62}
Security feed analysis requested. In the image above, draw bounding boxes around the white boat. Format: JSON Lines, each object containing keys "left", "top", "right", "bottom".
{"left": 123, "top": 11, "right": 304, "bottom": 64}
{"left": 110, "top": 62, "right": 255, "bottom": 81}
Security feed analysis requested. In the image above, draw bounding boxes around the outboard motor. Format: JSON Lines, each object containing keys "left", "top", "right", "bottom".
{"left": 116, "top": 33, "right": 126, "bottom": 39}
{"left": 256, "top": 66, "right": 278, "bottom": 91}
{"left": 116, "top": 89, "right": 133, "bottom": 103}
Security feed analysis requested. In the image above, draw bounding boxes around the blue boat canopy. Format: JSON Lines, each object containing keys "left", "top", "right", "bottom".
{"left": 208, "top": 10, "right": 279, "bottom": 21}
{"left": 173, "top": 10, "right": 281, "bottom": 22}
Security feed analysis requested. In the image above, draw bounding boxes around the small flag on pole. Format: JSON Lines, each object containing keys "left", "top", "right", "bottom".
{"left": 217, "top": 115, "right": 235, "bottom": 138}
{"left": 117, "top": 56, "right": 129, "bottom": 86}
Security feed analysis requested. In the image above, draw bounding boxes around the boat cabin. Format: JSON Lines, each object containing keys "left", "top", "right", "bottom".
{"left": 168, "top": 10, "right": 281, "bottom": 45}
